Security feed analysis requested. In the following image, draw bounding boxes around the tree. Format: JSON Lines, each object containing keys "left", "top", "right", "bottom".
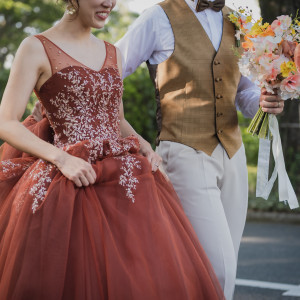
{"left": 0, "top": 0, "right": 65, "bottom": 120}
{"left": 122, "top": 66, "right": 157, "bottom": 144}
{"left": 0, "top": 0, "right": 64, "bottom": 95}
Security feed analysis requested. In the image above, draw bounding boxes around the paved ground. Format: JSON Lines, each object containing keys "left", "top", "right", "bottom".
{"left": 234, "top": 221, "right": 300, "bottom": 300}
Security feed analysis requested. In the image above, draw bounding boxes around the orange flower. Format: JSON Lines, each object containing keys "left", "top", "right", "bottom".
{"left": 242, "top": 35, "right": 254, "bottom": 50}
{"left": 259, "top": 25, "right": 275, "bottom": 37}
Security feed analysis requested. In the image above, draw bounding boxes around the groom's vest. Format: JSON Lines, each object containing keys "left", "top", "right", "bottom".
{"left": 147, "top": 0, "right": 242, "bottom": 158}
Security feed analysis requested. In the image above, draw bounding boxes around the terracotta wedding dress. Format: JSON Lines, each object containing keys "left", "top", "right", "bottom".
{"left": 0, "top": 35, "right": 224, "bottom": 300}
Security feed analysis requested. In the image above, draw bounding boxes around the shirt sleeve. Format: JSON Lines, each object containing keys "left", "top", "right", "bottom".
{"left": 235, "top": 75, "right": 261, "bottom": 119}
{"left": 115, "top": 5, "right": 164, "bottom": 79}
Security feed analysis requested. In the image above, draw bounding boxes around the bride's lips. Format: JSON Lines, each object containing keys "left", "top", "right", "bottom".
{"left": 95, "top": 11, "right": 110, "bottom": 21}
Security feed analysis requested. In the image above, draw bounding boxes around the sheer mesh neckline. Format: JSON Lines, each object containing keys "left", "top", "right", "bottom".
{"left": 34, "top": 34, "right": 119, "bottom": 93}
{"left": 37, "top": 34, "right": 108, "bottom": 73}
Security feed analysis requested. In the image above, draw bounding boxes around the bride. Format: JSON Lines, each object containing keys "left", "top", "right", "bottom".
{"left": 0, "top": 0, "right": 224, "bottom": 299}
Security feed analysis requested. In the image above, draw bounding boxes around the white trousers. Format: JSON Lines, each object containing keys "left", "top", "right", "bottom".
{"left": 156, "top": 141, "right": 248, "bottom": 300}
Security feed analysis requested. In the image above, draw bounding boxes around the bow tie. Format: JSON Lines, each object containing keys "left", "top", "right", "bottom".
{"left": 195, "top": 0, "right": 225, "bottom": 12}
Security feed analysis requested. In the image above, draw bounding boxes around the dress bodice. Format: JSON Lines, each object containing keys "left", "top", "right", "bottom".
{"left": 34, "top": 35, "right": 139, "bottom": 162}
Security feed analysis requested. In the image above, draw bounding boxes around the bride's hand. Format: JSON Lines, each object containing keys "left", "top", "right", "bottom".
{"left": 54, "top": 152, "right": 97, "bottom": 187}
{"left": 138, "top": 139, "right": 162, "bottom": 172}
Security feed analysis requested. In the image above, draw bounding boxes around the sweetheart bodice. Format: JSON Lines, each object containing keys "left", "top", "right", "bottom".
{"left": 36, "top": 65, "right": 123, "bottom": 147}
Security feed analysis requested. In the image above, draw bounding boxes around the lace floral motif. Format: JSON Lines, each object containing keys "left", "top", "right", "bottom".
{"left": 0, "top": 160, "right": 33, "bottom": 179}
{"left": 2, "top": 160, "right": 22, "bottom": 175}
{"left": 115, "top": 155, "right": 142, "bottom": 203}
{"left": 83, "top": 137, "right": 139, "bottom": 164}
{"left": 28, "top": 159, "right": 55, "bottom": 214}
{"left": 46, "top": 67, "right": 123, "bottom": 149}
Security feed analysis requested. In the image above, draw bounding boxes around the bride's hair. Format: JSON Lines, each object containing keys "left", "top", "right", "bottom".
{"left": 62, "top": 0, "right": 79, "bottom": 4}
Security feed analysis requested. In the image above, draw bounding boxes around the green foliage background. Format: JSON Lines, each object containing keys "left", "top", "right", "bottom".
{"left": 0, "top": 0, "right": 299, "bottom": 212}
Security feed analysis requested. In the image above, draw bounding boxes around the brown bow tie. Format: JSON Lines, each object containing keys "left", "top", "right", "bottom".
{"left": 195, "top": 0, "right": 225, "bottom": 12}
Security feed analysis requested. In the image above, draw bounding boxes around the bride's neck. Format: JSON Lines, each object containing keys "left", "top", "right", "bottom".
{"left": 54, "top": 14, "right": 92, "bottom": 42}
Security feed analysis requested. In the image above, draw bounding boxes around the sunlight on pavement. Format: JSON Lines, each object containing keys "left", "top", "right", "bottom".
{"left": 242, "top": 236, "right": 281, "bottom": 244}
{"left": 236, "top": 279, "right": 300, "bottom": 297}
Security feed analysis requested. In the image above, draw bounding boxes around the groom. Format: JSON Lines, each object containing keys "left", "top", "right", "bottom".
{"left": 116, "top": 0, "right": 284, "bottom": 299}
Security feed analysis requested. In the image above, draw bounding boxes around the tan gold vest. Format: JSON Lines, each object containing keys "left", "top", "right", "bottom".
{"left": 147, "top": 0, "right": 242, "bottom": 158}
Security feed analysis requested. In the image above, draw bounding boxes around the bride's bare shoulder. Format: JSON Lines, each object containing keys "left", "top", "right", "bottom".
{"left": 14, "top": 35, "right": 49, "bottom": 70}
{"left": 18, "top": 35, "right": 45, "bottom": 52}
{"left": 17, "top": 35, "right": 49, "bottom": 61}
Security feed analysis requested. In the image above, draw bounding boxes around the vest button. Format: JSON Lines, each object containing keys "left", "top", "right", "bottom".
{"left": 215, "top": 77, "right": 222, "bottom": 82}
{"left": 216, "top": 112, "right": 223, "bottom": 117}
{"left": 217, "top": 130, "right": 223, "bottom": 135}
{"left": 214, "top": 61, "right": 220, "bottom": 65}
{"left": 216, "top": 94, "right": 223, "bottom": 99}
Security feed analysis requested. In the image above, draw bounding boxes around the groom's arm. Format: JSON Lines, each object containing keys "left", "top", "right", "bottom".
{"left": 235, "top": 76, "right": 261, "bottom": 118}
{"left": 115, "top": 5, "right": 169, "bottom": 79}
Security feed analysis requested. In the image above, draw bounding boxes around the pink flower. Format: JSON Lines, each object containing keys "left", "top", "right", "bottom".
{"left": 271, "top": 19, "right": 281, "bottom": 31}
{"left": 271, "top": 19, "right": 284, "bottom": 36}
{"left": 295, "top": 44, "right": 300, "bottom": 72}
{"left": 281, "top": 75, "right": 300, "bottom": 91}
{"left": 271, "top": 20, "right": 281, "bottom": 32}
{"left": 258, "top": 52, "right": 282, "bottom": 75}
{"left": 280, "top": 75, "right": 300, "bottom": 100}
{"left": 271, "top": 16, "right": 292, "bottom": 36}
{"left": 268, "top": 68, "right": 280, "bottom": 81}
{"left": 277, "top": 15, "right": 292, "bottom": 30}
{"left": 281, "top": 40, "right": 297, "bottom": 59}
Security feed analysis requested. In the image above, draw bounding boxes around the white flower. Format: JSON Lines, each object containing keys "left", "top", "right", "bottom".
{"left": 265, "top": 35, "right": 282, "bottom": 44}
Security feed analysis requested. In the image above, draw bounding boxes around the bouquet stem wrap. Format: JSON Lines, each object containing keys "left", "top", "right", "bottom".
{"left": 256, "top": 114, "right": 299, "bottom": 209}
{"left": 248, "top": 107, "right": 270, "bottom": 139}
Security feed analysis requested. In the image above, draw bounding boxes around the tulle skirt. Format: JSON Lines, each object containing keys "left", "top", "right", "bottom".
{"left": 0, "top": 116, "right": 224, "bottom": 300}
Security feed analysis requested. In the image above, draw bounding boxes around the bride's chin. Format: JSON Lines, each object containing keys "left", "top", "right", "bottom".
{"left": 91, "top": 19, "right": 106, "bottom": 29}
{"left": 93, "top": 23, "right": 105, "bottom": 29}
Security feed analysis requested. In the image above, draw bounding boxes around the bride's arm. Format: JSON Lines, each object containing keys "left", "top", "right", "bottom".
{"left": 115, "top": 47, "right": 162, "bottom": 172}
{"left": 0, "top": 37, "right": 96, "bottom": 187}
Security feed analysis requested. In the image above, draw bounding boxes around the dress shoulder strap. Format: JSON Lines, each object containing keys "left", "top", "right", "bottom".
{"left": 35, "top": 35, "right": 79, "bottom": 75}
{"left": 103, "top": 41, "right": 118, "bottom": 70}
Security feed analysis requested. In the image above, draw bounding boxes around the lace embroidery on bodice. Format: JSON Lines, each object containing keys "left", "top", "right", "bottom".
{"left": 34, "top": 35, "right": 123, "bottom": 149}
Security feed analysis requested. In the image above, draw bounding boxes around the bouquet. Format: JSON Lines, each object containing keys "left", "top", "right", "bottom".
{"left": 229, "top": 8, "right": 300, "bottom": 138}
{"left": 229, "top": 8, "right": 300, "bottom": 209}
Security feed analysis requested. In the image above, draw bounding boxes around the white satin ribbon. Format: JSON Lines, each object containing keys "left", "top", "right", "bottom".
{"left": 256, "top": 114, "right": 299, "bottom": 209}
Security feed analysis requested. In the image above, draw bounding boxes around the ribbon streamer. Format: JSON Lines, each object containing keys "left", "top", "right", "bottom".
{"left": 256, "top": 114, "right": 299, "bottom": 209}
